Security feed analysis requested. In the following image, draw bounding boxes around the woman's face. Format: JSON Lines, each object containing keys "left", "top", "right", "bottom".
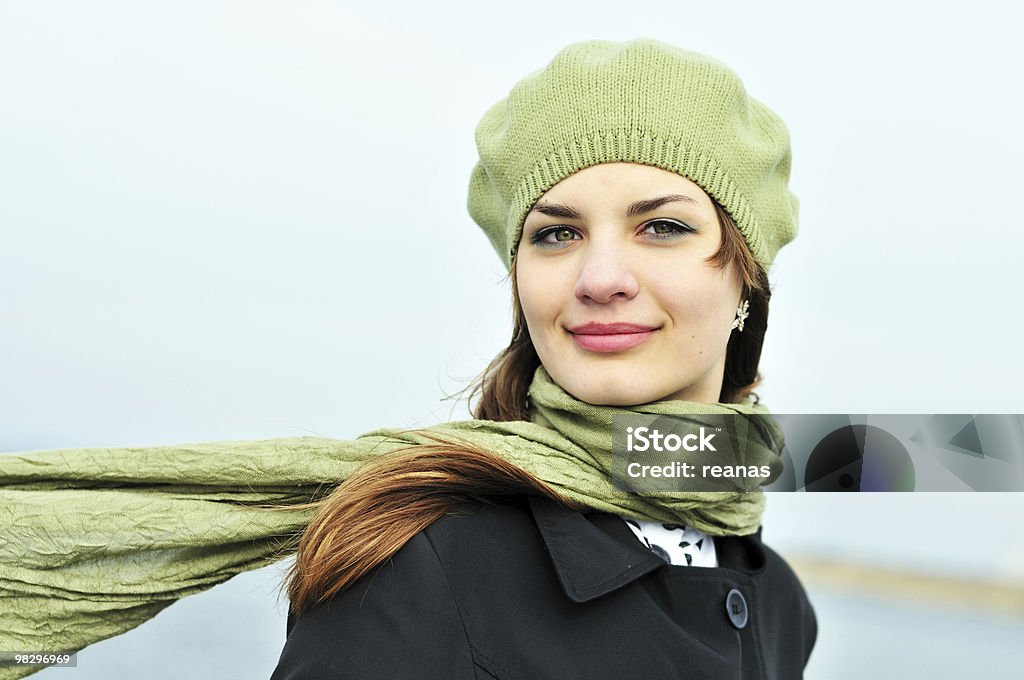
{"left": 516, "top": 162, "right": 743, "bottom": 406}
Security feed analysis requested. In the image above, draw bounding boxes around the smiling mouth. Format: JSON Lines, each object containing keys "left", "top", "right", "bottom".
{"left": 567, "top": 328, "right": 658, "bottom": 353}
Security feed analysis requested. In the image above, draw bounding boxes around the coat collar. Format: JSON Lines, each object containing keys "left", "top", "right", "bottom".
{"left": 527, "top": 495, "right": 767, "bottom": 603}
{"left": 527, "top": 495, "right": 668, "bottom": 603}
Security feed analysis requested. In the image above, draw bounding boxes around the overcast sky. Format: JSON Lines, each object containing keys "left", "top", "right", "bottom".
{"left": 4, "top": 2, "right": 1023, "bottom": 445}
{"left": 3, "top": 2, "right": 1023, "bottom": 678}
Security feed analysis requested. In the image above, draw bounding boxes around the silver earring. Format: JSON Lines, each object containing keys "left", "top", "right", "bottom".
{"left": 731, "top": 299, "right": 750, "bottom": 332}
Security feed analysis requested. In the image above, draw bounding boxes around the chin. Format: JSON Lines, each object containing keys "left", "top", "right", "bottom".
{"left": 548, "top": 359, "right": 667, "bottom": 405}
{"left": 569, "top": 379, "right": 668, "bottom": 408}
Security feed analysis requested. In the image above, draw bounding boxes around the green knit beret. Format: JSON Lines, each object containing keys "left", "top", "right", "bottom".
{"left": 467, "top": 38, "right": 799, "bottom": 271}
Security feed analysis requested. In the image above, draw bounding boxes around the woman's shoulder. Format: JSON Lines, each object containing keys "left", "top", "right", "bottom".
{"left": 424, "top": 494, "right": 540, "bottom": 549}
{"left": 272, "top": 495, "right": 548, "bottom": 679}
{"left": 419, "top": 494, "right": 558, "bottom": 583}
{"left": 754, "top": 538, "right": 819, "bottom": 664}
{"left": 758, "top": 539, "right": 816, "bottom": 607}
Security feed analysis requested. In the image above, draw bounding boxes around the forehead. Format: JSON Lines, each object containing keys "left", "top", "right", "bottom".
{"left": 536, "top": 162, "right": 712, "bottom": 207}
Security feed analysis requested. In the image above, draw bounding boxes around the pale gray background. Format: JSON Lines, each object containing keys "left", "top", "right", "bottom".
{"left": 2, "top": 1, "right": 1023, "bottom": 678}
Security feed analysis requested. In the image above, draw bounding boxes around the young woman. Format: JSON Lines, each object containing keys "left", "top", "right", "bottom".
{"left": 269, "top": 38, "right": 817, "bottom": 679}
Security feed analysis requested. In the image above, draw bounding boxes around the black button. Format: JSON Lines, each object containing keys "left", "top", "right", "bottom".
{"left": 725, "top": 588, "right": 748, "bottom": 629}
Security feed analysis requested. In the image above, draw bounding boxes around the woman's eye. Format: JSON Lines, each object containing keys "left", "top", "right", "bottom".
{"left": 529, "top": 220, "right": 694, "bottom": 248}
{"left": 643, "top": 219, "right": 696, "bottom": 239}
{"left": 530, "top": 227, "right": 580, "bottom": 247}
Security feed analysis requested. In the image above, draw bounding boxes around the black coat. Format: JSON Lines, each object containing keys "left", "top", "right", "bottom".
{"left": 270, "top": 494, "right": 818, "bottom": 679}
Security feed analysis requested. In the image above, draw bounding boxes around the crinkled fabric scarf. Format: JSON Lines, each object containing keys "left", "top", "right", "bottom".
{"left": 0, "top": 365, "right": 783, "bottom": 679}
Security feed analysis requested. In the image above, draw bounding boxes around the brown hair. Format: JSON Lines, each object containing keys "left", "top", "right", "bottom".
{"left": 274, "top": 198, "right": 771, "bottom": 616}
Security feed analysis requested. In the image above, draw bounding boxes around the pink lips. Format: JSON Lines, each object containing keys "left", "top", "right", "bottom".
{"left": 567, "top": 322, "right": 659, "bottom": 353}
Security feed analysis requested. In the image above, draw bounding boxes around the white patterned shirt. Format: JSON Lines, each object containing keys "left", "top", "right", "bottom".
{"left": 619, "top": 516, "right": 718, "bottom": 567}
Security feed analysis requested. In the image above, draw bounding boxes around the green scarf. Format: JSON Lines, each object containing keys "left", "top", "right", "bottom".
{"left": 0, "top": 365, "right": 783, "bottom": 679}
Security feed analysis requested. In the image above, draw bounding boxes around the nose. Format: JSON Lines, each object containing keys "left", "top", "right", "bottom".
{"left": 573, "top": 240, "right": 640, "bottom": 304}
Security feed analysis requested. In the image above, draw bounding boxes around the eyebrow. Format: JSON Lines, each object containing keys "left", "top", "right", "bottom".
{"left": 528, "top": 193, "right": 700, "bottom": 220}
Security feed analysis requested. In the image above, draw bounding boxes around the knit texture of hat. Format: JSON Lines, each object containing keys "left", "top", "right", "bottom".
{"left": 467, "top": 38, "right": 798, "bottom": 270}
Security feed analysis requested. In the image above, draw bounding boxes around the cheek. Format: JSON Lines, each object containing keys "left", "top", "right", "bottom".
{"left": 652, "top": 272, "right": 736, "bottom": 328}
{"left": 671, "top": 299, "right": 723, "bottom": 337}
{"left": 516, "top": 265, "right": 560, "bottom": 328}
